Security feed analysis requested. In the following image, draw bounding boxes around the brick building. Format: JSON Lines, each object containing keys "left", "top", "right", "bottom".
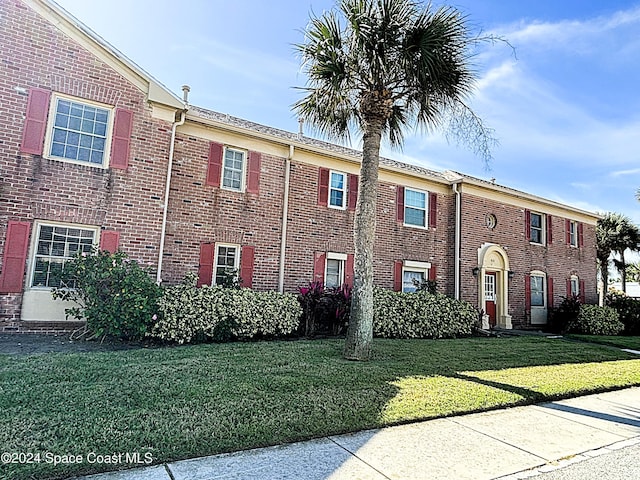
{"left": 0, "top": 0, "right": 599, "bottom": 333}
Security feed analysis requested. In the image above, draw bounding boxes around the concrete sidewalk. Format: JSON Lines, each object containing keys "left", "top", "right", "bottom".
{"left": 76, "top": 387, "right": 640, "bottom": 480}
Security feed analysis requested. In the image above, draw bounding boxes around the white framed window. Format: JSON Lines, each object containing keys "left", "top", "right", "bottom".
{"left": 329, "top": 171, "right": 347, "bottom": 209}
{"left": 530, "top": 274, "right": 546, "bottom": 307}
{"left": 29, "top": 222, "right": 98, "bottom": 289}
{"left": 325, "top": 252, "right": 346, "bottom": 288}
{"left": 214, "top": 244, "right": 240, "bottom": 285}
{"left": 402, "top": 260, "right": 431, "bottom": 293}
{"left": 570, "top": 276, "right": 580, "bottom": 297}
{"left": 404, "top": 188, "right": 427, "bottom": 228}
{"left": 569, "top": 221, "right": 578, "bottom": 247}
{"left": 222, "top": 147, "right": 246, "bottom": 191}
{"left": 529, "top": 212, "right": 545, "bottom": 245}
{"left": 44, "top": 93, "right": 113, "bottom": 167}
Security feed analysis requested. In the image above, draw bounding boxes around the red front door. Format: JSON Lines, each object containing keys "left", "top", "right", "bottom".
{"left": 485, "top": 272, "right": 497, "bottom": 328}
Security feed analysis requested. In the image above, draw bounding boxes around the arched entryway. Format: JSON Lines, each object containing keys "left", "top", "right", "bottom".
{"left": 477, "top": 243, "right": 512, "bottom": 330}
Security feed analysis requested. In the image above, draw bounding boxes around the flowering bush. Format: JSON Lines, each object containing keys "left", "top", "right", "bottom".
{"left": 150, "top": 274, "right": 302, "bottom": 344}
{"left": 298, "top": 282, "right": 351, "bottom": 336}
{"left": 51, "top": 249, "right": 161, "bottom": 341}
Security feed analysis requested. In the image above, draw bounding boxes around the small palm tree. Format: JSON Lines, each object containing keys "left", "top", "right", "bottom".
{"left": 597, "top": 212, "right": 640, "bottom": 294}
{"left": 294, "top": 0, "right": 494, "bottom": 360}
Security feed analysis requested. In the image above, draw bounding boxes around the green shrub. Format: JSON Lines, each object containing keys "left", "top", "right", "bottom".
{"left": 298, "top": 282, "right": 350, "bottom": 337}
{"left": 151, "top": 273, "right": 302, "bottom": 344}
{"left": 373, "top": 288, "right": 478, "bottom": 339}
{"left": 568, "top": 305, "right": 624, "bottom": 336}
{"left": 605, "top": 292, "right": 640, "bottom": 335}
{"left": 548, "top": 295, "right": 581, "bottom": 334}
{"left": 51, "top": 249, "right": 161, "bottom": 341}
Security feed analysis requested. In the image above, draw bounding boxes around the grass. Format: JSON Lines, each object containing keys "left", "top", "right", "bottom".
{"left": 1, "top": 337, "right": 640, "bottom": 480}
{"left": 567, "top": 335, "right": 640, "bottom": 351}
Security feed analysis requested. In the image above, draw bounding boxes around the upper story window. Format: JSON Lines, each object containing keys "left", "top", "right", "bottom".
{"left": 222, "top": 148, "right": 246, "bottom": 191}
{"left": 529, "top": 212, "right": 545, "bottom": 245}
{"left": 568, "top": 221, "right": 578, "bottom": 247}
{"left": 404, "top": 188, "right": 427, "bottom": 228}
{"left": 329, "top": 171, "right": 347, "bottom": 209}
{"left": 30, "top": 223, "right": 96, "bottom": 289}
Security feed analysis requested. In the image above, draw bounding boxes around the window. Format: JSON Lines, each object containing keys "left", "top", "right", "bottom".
{"left": 214, "top": 244, "right": 239, "bottom": 285}
{"left": 401, "top": 261, "right": 431, "bottom": 293}
{"left": 329, "top": 171, "right": 347, "bottom": 209}
{"left": 31, "top": 223, "right": 96, "bottom": 288}
{"left": 570, "top": 276, "right": 579, "bottom": 297}
{"left": 46, "top": 94, "right": 112, "bottom": 166}
{"left": 529, "top": 212, "right": 544, "bottom": 244}
{"left": 222, "top": 148, "right": 246, "bottom": 191}
{"left": 530, "top": 275, "right": 545, "bottom": 307}
{"left": 325, "top": 252, "right": 346, "bottom": 288}
{"left": 404, "top": 188, "right": 427, "bottom": 228}
{"left": 569, "top": 221, "right": 578, "bottom": 247}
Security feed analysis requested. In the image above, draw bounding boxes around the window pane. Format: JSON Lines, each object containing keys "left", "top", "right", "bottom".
{"left": 330, "top": 173, "right": 344, "bottom": 189}
{"left": 405, "top": 190, "right": 425, "bottom": 209}
{"left": 531, "top": 213, "right": 542, "bottom": 228}
{"left": 329, "top": 190, "right": 344, "bottom": 207}
{"left": 222, "top": 149, "right": 244, "bottom": 190}
{"left": 403, "top": 270, "right": 425, "bottom": 293}
{"left": 325, "top": 259, "right": 342, "bottom": 288}
{"left": 530, "top": 276, "right": 545, "bottom": 307}
{"left": 405, "top": 207, "right": 426, "bottom": 227}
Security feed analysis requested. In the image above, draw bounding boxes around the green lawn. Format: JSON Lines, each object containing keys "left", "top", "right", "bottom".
{"left": 567, "top": 335, "right": 640, "bottom": 351}
{"left": 1, "top": 337, "right": 640, "bottom": 480}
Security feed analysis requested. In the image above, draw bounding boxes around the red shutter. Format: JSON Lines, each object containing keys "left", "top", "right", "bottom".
{"left": 396, "top": 186, "right": 405, "bottom": 223}
{"left": 110, "top": 108, "right": 133, "bottom": 169}
{"left": 99, "top": 231, "right": 120, "bottom": 253}
{"left": 206, "top": 142, "right": 223, "bottom": 187}
{"left": 317, "top": 168, "right": 329, "bottom": 206}
{"left": 524, "top": 275, "right": 531, "bottom": 312}
{"left": 546, "top": 215, "right": 553, "bottom": 245}
{"left": 197, "top": 243, "right": 215, "bottom": 287}
{"left": 393, "top": 261, "right": 403, "bottom": 292}
{"left": 246, "top": 151, "right": 261, "bottom": 194}
{"left": 240, "top": 245, "right": 255, "bottom": 288}
{"left": 428, "top": 192, "right": 438, "bottom": 228}
{"left": 345, "top": 254, "right": 355, "bottom": 289}
{"left": 565, "top": 219, "right": 571, "bottom": 245}
{"left": 547, "top": 277, "right": 554, "bottom": 309}
{"left": 579, "top": 280, "right": 586, "bottom": 303}
{"left": 313, "top": 252, "right": 326, "bottom": 284}
{"left": 0, "top": 221, "right": 32, "bottom": 293}
{"left": 524, "top": 210, "right": 531, "bottom": 241}
{"left": 566, "top": 278, "right": 572, "bottom": 296}
{"left": 578, "top": 223, "right": 584, "bottom": 248}
{"left": 347, "top": 174, "right": 359, "bottom": 211}
{"left": 428, "top": 264, "right": 437, "bottom": 281}
{"left": 20, "top": 88, "right": 51, "bottom": 155}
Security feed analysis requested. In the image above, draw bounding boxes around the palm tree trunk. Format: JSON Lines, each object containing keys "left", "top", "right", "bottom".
{"left": 344, "top": 125, "right": 382, "bottom": 361}
{"left": 621, "top": 252, "right": 627, "bottom": 293}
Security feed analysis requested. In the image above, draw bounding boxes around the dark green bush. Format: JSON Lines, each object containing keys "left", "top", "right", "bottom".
{"left": 568, "top": 305, "right": 624, "bottom": 336}
{"left": 51, "top": 249, "right": 161, "bottom": 341}
{"left": 548, "top": 295, "right": 581, "bottom": 334}
{"left": 605, "top": 292, "right": 640, "bottom": 335}
{"left": 373, "top": 287, "right": 478, "bottom": 339}
{"left": 151, "top": 273, "right": 302, "bottom": 344}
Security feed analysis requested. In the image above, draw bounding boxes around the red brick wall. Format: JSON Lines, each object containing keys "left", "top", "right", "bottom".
{"left": 0, "top": 0, "right": 173, "bottom": 329}
{"left": 459, "top": 192, "right": 597, "bottom": 327}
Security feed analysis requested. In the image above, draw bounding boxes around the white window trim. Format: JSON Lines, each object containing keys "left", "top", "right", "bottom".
{"left": 26, "top": 221, "right": 99, "bottom": 291}
{"left": 404, "top": 187, "right": 428, "bottom": 229}
{"left": 402, "top": 260, "right": 431, "bottom": 293}
{"left": 325, "top": 252, "right": 346, "bottom": 288}
{"left": 529, "top": 212, "right": 546, "bottom": 245}
{"left": 213, "top": 243, "right": 240, "bottom": 285}
{"left": 43, "top": 92, "right": 114, "bottom": 169}
{"left": 328, "top": 170, "right": 347, "bottom": 210}
{"left": 221, "top": 146, "right": 247, "bottom": 193}
{"left": 530, "top": 270, "right": 547, "bottom": 309}
{"left": 569, "top": 221, "right": 578, "bottom": 247}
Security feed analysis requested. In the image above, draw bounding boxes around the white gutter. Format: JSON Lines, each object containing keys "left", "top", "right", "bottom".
{"left": 278, "top": 145, "right": 294, "bottom": 292}
{"left": 156, "top": 109, "right": 187, "bottom": 284}
{"left": 453, "top": 182, "right": 462, "bottom": 300}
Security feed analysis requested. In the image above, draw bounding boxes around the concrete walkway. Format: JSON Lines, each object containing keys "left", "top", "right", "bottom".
{"left": 73, "top": 387, "right": 640, "bottom": 480}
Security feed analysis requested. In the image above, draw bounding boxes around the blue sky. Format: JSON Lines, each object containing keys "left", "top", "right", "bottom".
{"left": 54, "top": 0, "right": 640, "bottom": 224}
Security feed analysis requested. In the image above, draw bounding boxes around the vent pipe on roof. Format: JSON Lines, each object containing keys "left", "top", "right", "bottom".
{"left": 181, "top": 85, "right": 190, "bottom": 105}
{"left": 298, "top": 118, "right": 304, "bottom": 138}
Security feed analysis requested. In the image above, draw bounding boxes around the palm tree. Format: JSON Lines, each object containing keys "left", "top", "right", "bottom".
{"left": 294, "top": 0, "right": 494, "bottom": 360}
{"left": 597, "top": 212, "right": 640, "bottom": 294}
